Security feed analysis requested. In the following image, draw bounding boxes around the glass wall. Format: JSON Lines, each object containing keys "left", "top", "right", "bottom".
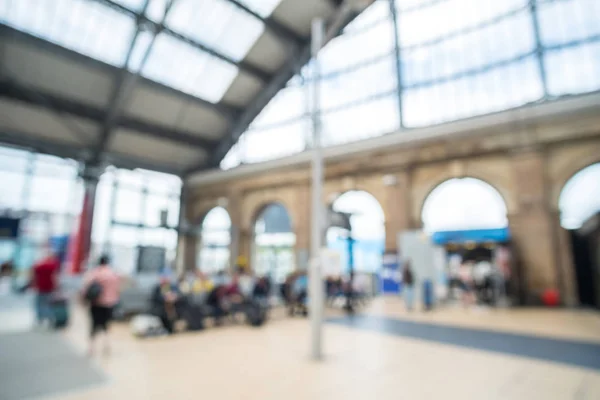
{"left": 92, "top": 168, "right": 182, "bottom": 275}
{"left": 221, "top": 0, "right": 600, "bottom": 169}
{"left": 0, "top": 146, "right": 82, "bottom": 272}
{"left": 0, "top": 144, "right": 182, "bottom": 275}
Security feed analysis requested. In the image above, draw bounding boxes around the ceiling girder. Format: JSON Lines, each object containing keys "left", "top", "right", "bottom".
{"left": 0, "top": 24, "right": 242, "bottom": 119}
{"left": 0, "top": 80, "right": 219, "bottom": 149}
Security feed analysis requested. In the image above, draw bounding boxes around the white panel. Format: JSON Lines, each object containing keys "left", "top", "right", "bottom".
{"left": 0, "top": 100, "right": 99, "bottom": 144}
{"left": 125, "top": 83, "right": 229, "bottom": 138}
{"left": 221, "top": 72, "right": 264, "bottom": 107}
{"left": 243, "top": 30, "right": 288, "bottom": 73}
{"left": 272, "top": 0, "right": 335, "bottom": 36}
{"left": 175, "top": 104, "right": 230, "bottom": 139}
{"left": 2, "top": 40, "right": 113, "bottom": 108}
{"left": 125, "top": 84, "right": 185, "bottom": 125}
{"left": 109, "top": 129, "right": 207, "bottom": 168}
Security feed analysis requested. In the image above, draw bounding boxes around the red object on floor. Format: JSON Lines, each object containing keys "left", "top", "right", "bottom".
{"left": 542, "top": 289, "right": 560, "bottom": 307}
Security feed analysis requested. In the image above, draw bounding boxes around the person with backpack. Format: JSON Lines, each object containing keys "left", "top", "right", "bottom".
{"left": 80, "top": 255, "right": 121, "bottom": 356}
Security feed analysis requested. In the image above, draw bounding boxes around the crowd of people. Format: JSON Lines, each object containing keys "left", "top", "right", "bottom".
{"left": 4, "top": 244, "right": 377, "bottom": 358}
{"left": 449, "top": 255, "right": 509, "bottom": 307}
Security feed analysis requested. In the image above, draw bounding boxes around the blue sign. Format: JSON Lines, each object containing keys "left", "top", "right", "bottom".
{"left": 431, "top": 228, "right": 510, "bottom": 245}
{"left": 380, "top": 252, "right": 401, "bottom": 294}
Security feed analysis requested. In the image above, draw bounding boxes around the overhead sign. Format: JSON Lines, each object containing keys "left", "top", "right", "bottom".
{"left": 0, "top": 217, "right": 20, "bottom": 239}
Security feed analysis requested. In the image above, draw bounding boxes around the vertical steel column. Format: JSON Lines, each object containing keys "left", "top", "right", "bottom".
{"left": 389, "top": 0, "right": 405, "bottom": 128}
{"left": 529, "top": 0, "right": 549, "bottom": 98}
{"left": 309, "top": 17, "right": 325, "bottom": 361}
{"left": 106, "top": 174, "right": 118, "bottom": 254}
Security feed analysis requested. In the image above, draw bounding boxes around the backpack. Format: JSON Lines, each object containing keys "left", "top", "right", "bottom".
{"left": 84, "top": 281, "right": 103, "bottom": 303}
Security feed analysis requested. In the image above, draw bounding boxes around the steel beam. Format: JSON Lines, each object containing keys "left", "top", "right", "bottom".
{"left": 91, "top": 0, "right": 155, "bottom": 164}
{"left": 389, "top": 0, "right": 404, "bottom": 128}
{"left": 0, "top": 80, "right": 219, "bottom": 149}
{"left": 0, "top": 129, "right": 88, "bottom": 161}
{"left": 0, "top": 128, "right": 185, "bottom": 174}
{"left": 0, "top": 24, "right": 241, "bottom": 118}
{"left": 225, "top": 0, "right": 308, "bottom": 49}
{"left": 185, "top": 5, "right": 363, "bottom": 174}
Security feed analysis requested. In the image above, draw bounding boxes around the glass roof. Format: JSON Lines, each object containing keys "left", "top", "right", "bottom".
{"left": 142, "top": 33, "right": 239, "bottom": 103}
{"left": 237, "top": 0, "right": 282, "bottom": 17}
{"left": 167, "top": 0, "right": 265, "bottom": 62}
{"left": 113, "top": 0, "right": 147, "bottom": 12}
{"left": 0, "top": 0, "right": 136, "bottom": 66}
{"left": 0, "top": 0, "right": 285, "bottom": 104}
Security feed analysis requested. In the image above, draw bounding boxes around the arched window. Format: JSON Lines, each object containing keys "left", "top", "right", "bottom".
{"left": 327, "top": 190, "right": 385, "bottom": 273}
{"left": 198, "top": 207, "right": 231, "bottom": 274}
{"left": 559, "top": 163, "right": 600, "bottom": 230}
{"left": 253, "top": 203, "right": 295, "bottom": 283}
{"left": 422, "top": 178, "right": 507, "bottom": 233}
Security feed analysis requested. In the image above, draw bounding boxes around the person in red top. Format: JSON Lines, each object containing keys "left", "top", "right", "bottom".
{"left": 31, "top": 248, "right": 60, "bottom": 326}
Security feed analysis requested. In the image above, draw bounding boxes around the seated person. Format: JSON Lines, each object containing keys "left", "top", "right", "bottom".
{"left": 253, "top": 276, "right": 270, "bottom": 298}
{"left": 151, "top": 275, "right": 184, "bottom": 334}
{"left": 191, "top": 271, "right": 214, "bottom": 294}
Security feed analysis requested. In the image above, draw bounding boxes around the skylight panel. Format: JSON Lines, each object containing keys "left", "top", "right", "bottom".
{"left": 142, "top": 33, "right": 239, "bottom": 103}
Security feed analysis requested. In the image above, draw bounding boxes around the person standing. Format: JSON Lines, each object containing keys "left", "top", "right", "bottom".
{"left": 31, "top": 249, "right": 61, "bottom": 327}
{"left": 402, "top": 260, "right": 415, "bottom": 311}
{"left": 458, "top": 260, "right": 476, "bottom": 308}
{"left": 80, "top": 255, "right": 121, "bottom": 356}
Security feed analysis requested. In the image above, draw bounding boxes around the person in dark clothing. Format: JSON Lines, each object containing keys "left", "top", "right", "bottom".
{"left": 402, "top": 261, "right": 415, "bottom": 311}
{"left": 253, "top": 277, "right": 270, "bottom": 298}
{"left": 151, "top": 275, "right": 183, "bottom": 334}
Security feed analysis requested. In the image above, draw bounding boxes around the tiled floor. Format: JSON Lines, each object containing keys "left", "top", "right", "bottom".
{"left": 4, "top": 296, "right": 600, "bottom": 400}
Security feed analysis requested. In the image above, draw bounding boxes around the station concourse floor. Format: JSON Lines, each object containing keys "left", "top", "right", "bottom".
{"left": 2, "top": 296, "right": 600, "bottom": 400}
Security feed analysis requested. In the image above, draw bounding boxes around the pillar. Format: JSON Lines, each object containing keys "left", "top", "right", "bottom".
{"left": 383, "top": 171, "right": 413, "bottom": 253}
{"left": 176, "top": 184, "right": 198, "bottom": 273}
{"left": 227, "top": 190, "right": 248, "bottom": 271}
{"left": 74, "top": 164, "right": 101, "bottom": 274}
{"left": 552, "top": 209, "right": 578, "bottom": 306}
{"left": 508, "top": 149, "right": 575, "bottom": 304}
{"left": 294, "top": 184, "right": 311, "bottom": 270}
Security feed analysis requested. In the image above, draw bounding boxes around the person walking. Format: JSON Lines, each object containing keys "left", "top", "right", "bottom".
{"left": 402, "top": 260, "right": 415, "bottom": 312}
{"left": 30, "top": 248, "right": 60, "bottom": 328}
{"left": 80, "top": 255, "right": 121, "bottom": 356}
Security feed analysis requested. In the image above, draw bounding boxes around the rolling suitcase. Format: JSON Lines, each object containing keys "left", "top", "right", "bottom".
{"left": 183, "top": 305, "right": 205, "bottom": 331}
{"left": 245, "top": 300, "right": 267, "bottom": 327}
{"left": 50, "top": 294, "right": 69, "bottom": 329}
